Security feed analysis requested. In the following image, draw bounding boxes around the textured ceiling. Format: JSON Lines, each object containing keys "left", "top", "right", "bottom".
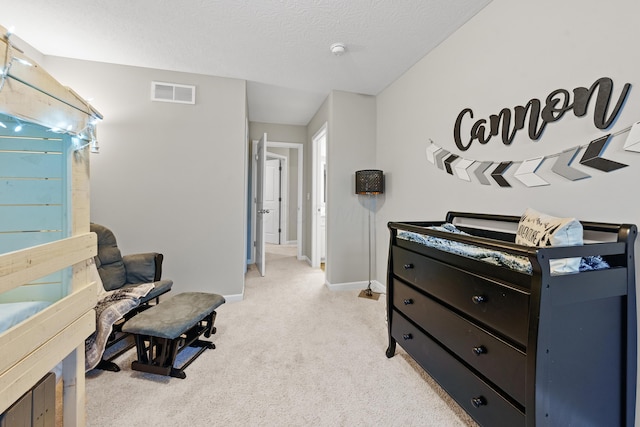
{"left": 1, "top": 0, "right": 491, "bottom": 125}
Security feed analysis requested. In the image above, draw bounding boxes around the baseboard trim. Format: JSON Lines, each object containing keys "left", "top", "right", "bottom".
{"left": 223, "top": 293, "right": 244, "bottom": 303}
{"left": 326, "top": 280, "right": 385, "bottom": 294}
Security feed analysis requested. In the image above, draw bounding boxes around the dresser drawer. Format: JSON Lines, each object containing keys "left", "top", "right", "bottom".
{"left": 392, "top": 246, "right": 530, "bottom": 346}
{"left": 393, "top": 279, "right": 526, "bottom": 405}
{"left": 392, "top": 312, "right": 525, "bottom": 427}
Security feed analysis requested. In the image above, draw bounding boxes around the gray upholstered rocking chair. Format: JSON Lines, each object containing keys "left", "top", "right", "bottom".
{"left": 91, "top": 223, "right": 173, "bottom": 371}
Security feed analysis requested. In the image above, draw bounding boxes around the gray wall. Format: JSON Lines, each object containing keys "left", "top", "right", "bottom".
{"left": 44, "top": 57, "right": 248, "bottom": 298}
{"left": 375, "top": 0, "right": 640, "bottom": 408}
{"left": 249, "top": 121, "right": 306, "bottom": 144}
{"left": 306, "top": 91, "right": 377, "bottom": 285}
{"left": 376, "top": 0, "right": 640, "bottom": 276}
{"left": 306, "top": 97, "right": 330, "bottom": 262}
{"left": 327, "top": 91, "right": 377, "bottom": 285}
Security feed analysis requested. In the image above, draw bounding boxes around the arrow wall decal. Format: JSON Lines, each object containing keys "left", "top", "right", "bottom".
{"left": 623, "top": 121, "right": 640, "bottom": 153}
{"left": 514, "top": 157, "right": 549, "bottom": 187}
{"left": 434, "top": 149, "right": 450, "bottom": 170}
{"left": 551, "top": 147, "right": 591, "bottom": 181}
{"left": 473, "top": 161, "right": 493, "bottom": 185}
{"left": 426, "top": 120, "right": 639, "bottom": 187}
{"left": 580, "top": 134, "right": 628, "bottom": 172}
{"left": 426, "top": 143, "right": 441, "bottom": 163}
{"left": 454, "top": 158, "right": 475, "bottom": 181}
{"left": 491, "top": 162, "right": 512, "bottom": 187}
{"left": 444, "top": 154, "right": 459, "bottom": 174}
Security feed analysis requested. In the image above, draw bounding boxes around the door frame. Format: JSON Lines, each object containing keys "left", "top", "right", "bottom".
{"left": 311, "top": 123, "right": 327, "bottom": 269}
{"left": 255, "top": 134, "right": 267, "bottom": 277}
{"left": 250, "top": 140, "right": 303, "bottom": 263}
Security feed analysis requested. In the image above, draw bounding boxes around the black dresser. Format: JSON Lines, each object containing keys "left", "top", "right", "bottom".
{"left": 385, "top": 213, "right": 637, "bottom": 427}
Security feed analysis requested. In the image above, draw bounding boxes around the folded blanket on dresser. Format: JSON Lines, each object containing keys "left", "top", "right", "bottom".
{"left": 85, "top": 283, "right": 154, "bottom": 371}
{"left": 397, "top": 223, "right": 609, "bottom": 275}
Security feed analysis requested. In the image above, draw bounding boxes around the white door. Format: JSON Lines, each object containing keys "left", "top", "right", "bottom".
{"left": 265, "top": 158, "right": 281, "bottom": 244}
{"left": 312, "top": 125, "right": 327, "bottom": 268}
{"left": 319, "top": 152, "right": 326, "bottom": 262}
{"left": 256, "top": 133, "right": 267, "bottom": 277}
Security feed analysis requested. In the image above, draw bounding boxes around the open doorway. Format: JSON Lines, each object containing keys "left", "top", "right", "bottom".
{"left": 249, "top": 139, "right": 304, "bottom": 272}
{"left": 311, "top": 123, "right": 327, "bottom": 270}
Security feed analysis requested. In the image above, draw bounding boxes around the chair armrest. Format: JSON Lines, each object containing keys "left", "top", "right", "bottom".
{"left": 123, "top": 253, "right": 164, "bottom": 283}
{"left": 139, "top": 279, "right": 173, "bottom": 304}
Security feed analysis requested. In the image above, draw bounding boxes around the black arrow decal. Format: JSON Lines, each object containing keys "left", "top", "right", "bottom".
{"left": 491, "top": 162, "right": 512, "bottom": 187}
{"left": 444, "top": 154, "right": 459, "bottom": 175}
{"left": 580, "top": 134, "right": 628, "bottom": 172}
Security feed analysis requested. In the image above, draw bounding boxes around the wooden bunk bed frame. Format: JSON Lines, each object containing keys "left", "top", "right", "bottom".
{"left": 0, "top": 26, "right": 102, "bottom": 426}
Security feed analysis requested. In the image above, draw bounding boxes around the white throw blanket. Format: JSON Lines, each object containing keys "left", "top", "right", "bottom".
{"left": 85, "top": 282, "right": 154, "bottom": 371}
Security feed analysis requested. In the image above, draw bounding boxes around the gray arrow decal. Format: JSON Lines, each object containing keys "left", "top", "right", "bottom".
{"left": 434, "top": 149, "right": 450, "bottom": 170}
{"left": 552, "top": 147, "right": 591, "bottom": 181}
{"left": 473, "top": 161, "right": 493, "bottom": 185}
{"left": 579, "top": 134, "right": 628, "bottom": 172}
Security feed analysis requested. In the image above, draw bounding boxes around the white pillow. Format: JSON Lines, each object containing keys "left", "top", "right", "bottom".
{"left": 515, "top": 208, "right": 583, "bottom": 274}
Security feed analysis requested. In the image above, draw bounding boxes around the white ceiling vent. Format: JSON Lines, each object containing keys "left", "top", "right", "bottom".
{"left": 151, "top": 81, "right": 196, "bottom": 104}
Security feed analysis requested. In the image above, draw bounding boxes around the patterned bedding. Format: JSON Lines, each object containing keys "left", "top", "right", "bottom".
{"left": 397, "top": 223, "right": 609, "bottom": 275}
{"left": 85, "top": 282, "right": 154, "bottom": 371}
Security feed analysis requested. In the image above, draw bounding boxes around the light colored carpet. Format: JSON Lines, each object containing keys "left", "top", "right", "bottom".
{"left": 85, "top": 244, "right": 477, "bottom": 426}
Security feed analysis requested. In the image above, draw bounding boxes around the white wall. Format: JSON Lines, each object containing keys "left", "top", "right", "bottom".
{"left": 44, "top": 57, "right": 248, "bottom": 298}
{"left": 376, "top": 0, "right": 640, "bottom": 412}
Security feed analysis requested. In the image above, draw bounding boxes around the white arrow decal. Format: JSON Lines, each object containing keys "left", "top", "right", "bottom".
{"left": 623, "top": 121, "right": 640, "bottom": 153}
{"left": 514, "top": 157, "right": 549, "bottom": 187}
{"left": 426, "top": 143, "right": 441, "bottom": 164}
{"left": 454, "top": 159, "right": 475, "bottom": 181}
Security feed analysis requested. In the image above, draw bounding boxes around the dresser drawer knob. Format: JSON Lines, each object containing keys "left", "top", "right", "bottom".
{"left": 402, "top": 333, "right": 413, "bottom": 340}
{"left": 403, "top": 298, "right": 414, "bottom": 305}
{"left": 403, "top": 263, "right": 414, "bottom": 269}
{"left": 471, "top": 295, "right": 486, "bottom": 304}
{"left": 471, "top": 396, "right": 487, "bottom": 408}
{"left": 472, "top": 345, "right": 487, "bottom": 356}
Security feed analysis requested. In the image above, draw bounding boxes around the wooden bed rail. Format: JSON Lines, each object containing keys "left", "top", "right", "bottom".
{"left": 0, "top": 281, "right": 97, "bottom": 414}
{"left": 0, "top": 232, "right": 98, "bottom": 423}
{"left": 0, "top": 232, "right": 97, "bottom": 295}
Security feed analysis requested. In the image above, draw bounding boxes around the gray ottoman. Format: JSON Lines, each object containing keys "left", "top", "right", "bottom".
{"left": 122, "top": 292, "right": 225, "bottom": 378}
